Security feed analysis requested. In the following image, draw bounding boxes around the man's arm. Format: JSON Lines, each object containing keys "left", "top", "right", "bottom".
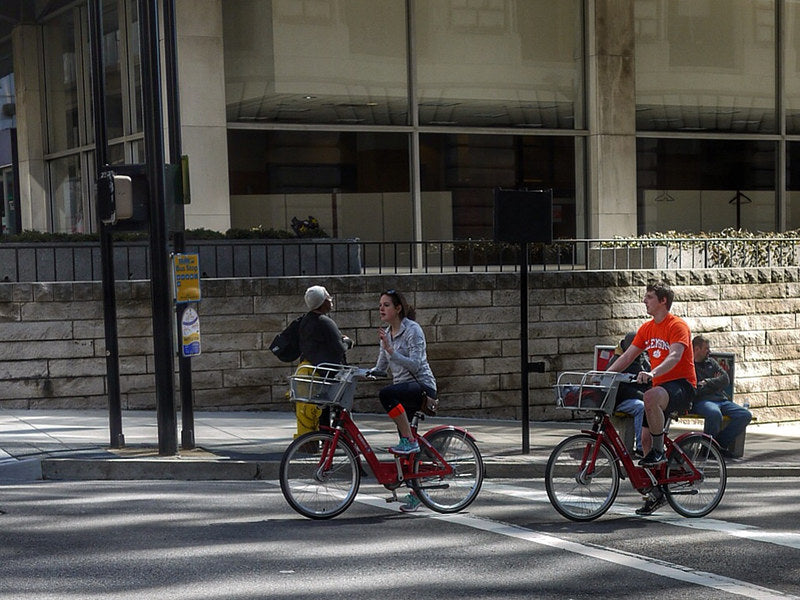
{"left": 606, "top": 344, "right": 642, "bottom": 373}
{"left": 637, "top": 341, "right": 684, "bottom": 384}
{"left": 696, "top": 356, "right": 729, "bottom": 397}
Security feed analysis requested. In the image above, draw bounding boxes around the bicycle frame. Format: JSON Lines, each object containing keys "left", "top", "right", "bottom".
{"left": 317, "top": 406, "right": 474, "bottom": 486}
{"left": 581, "top": 413, "right": 708, "bottom": 493}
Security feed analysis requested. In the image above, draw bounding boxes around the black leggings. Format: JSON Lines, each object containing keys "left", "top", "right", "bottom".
{"left": 379, "top": 381, "right": 436, "bottom": 416}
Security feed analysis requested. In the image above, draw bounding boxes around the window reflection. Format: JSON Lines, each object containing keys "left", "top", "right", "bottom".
{"left": 44, "top": 9, "right": 80, "bottom": 152}
{"left": 416, "top": 0, "right": 583, "bottom": 128}
{"left": 227, "top": 129, "right": 410, "bottom": 239}
{"left": 126, "top": 0, "right": 143, "bottom": 134}
{"left": 103, "top": 0, "right": 124, "bottom": 140}
{"left": 784, "top": 1, "right": 800, "bottom": 133}
{"left": 635, "top": 0, "right": 776, "bottom": 133}
{"left": 637, "top": 139, "right": 776, "bottom": 232}
{"left": 222, "top": 0, "right": 408, "bottom": 126}
{"left": 50, "top": 155, "right": 85, "bottom": 233}
{"left": 420, "top": 133, "right": 578, "bottom": 239}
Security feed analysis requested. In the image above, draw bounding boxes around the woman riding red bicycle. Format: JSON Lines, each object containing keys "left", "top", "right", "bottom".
{"left": 371, "top": 289, "right": 438, "bottom": 512}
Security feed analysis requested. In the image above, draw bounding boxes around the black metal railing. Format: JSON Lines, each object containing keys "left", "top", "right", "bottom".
{"left": 1, "top": 237, "right": 798, "bottom": 282}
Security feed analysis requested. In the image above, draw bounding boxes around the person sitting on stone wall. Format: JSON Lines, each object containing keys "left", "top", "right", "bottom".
{"left": 691, "top": 335, "right": 752, "bottom": 459}
{"left": 607, "top": 332, "right": 648, "bottom": 458}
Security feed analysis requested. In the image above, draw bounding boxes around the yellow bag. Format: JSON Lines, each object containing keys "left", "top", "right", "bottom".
{"left": 292, "top": 362, "right": 322, "bottom": 438}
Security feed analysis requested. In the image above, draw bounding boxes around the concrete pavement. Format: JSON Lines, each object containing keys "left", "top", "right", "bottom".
{"left": 1, "top": 409, "right": 799, "bottom": 482}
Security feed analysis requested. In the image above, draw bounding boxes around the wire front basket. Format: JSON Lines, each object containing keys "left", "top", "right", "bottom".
{"left": 288, "top": 363, "right": 358, "bottom": 410}
{"left": 554, "top": 370, "right": 626, "bottom": 414}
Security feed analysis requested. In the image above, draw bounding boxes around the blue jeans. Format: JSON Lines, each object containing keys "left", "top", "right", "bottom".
{"left": 615, "top": 398, "right": 644, "bottom": 450}
{"left": 691, "top": 399, "right": 752, "bottom": 449}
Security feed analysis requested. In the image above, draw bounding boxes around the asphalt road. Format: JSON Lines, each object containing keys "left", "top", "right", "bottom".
{"left": 1, "top": 478, "right": 798, "bottom": 600}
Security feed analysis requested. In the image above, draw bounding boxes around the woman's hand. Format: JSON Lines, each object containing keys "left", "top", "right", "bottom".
{"left": 378, "top": 327, "right": 393, "bottom": 354}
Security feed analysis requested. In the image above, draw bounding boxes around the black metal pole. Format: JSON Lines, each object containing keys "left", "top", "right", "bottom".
{"left": 139, "top": 0, "right": 177, "bottom": 455}
{"left": 88, "top": 0, "right": 124, "bottom": 449}
{"left": 162, "top": 0, "right": 195, "bottom": 449}
{"left": 520, "top": 243, "right": 530, "bottom": 454}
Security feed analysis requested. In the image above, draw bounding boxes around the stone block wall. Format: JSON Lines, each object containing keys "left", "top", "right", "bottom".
{"left": 1, "top": 268, "right": 798, "bottom": 423}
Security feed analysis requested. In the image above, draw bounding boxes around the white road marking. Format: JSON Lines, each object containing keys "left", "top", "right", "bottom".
{"left": 269, "top": 479, "right": 799, "bottom": 598}
{"left": 350, "top": 491, "right": 796, "bottom": 599}
{"left": 484, "top": 481, "right": 800, "bottom": 550}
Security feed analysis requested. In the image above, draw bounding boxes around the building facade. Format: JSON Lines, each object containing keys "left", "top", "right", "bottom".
{"left": 2, "top": 1, "right": 800, "bottom": 242}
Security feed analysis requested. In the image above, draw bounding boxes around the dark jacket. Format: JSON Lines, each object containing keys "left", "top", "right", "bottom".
{"left": 694, "top": 356, "right": 729, "bottom": 402}
{"left": 608, "top": 351, "right": 651, "bottom": 405}
{"left": 298, "top": 312, "right": 348, "bottom": 366}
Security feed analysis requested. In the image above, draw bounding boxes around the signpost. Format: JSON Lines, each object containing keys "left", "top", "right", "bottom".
{"left": 493, "top": 189, "right": 554, "bottom": 454}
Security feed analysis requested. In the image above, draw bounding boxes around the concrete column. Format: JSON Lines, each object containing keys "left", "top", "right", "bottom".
{"left": 12, "top": 24, "right": 48, "bottom": 231}
{"left": 586, "top": 0, "right": 637, "bottom": 237}
{"left": 174, "top": 0, "right": 231, "bottom": 231}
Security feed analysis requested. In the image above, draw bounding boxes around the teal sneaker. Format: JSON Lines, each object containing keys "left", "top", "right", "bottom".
{"left": 399, "top": 492, "right": 421, "bottom": 513}
{"left": 389, "top": 437, "right": 420, "bottom": 455}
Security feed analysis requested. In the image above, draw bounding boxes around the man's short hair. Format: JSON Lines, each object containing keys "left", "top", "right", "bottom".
{"left": 692, "top": 334, "right": 709, "bottom": 349}
{"left": 646, "top": 280, "right": 675, "bottom": 310}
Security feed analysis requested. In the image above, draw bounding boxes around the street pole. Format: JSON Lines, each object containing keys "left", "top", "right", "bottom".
{"left": 88, "top": 0, "right": 124, "bottom": 449}
{"left": 139, "top": 0, "right": 177, "bottom": 455}
{"left": 162, "top": 0, "right": 195, "bottom": 449}
{"left": 520, "top": 243, "right": 530, "bottom": 454}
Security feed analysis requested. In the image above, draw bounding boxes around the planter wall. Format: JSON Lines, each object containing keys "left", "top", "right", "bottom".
{"left": 1, "top": 268, "right": 799, "bottom": 424}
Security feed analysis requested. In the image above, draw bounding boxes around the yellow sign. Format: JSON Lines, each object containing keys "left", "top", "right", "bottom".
{"left": 173, "top": 253, "right": 201, "bottom": 303}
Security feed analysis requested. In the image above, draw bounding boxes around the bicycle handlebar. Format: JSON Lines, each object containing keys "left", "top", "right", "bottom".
{"left": 364, "top": 369, "right": 387, "bottom": 380}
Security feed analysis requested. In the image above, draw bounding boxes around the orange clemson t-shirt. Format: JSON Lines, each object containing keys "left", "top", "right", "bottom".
{"left": 632, "top": 313, "right": 696, "bottom": 388}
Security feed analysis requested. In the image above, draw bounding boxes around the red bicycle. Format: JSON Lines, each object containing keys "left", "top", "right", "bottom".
{"left": 280, "top": 363, "right": 484, "bottom": 519}
{"left": 545, "top": 370, "right": 727, "bottom": 521}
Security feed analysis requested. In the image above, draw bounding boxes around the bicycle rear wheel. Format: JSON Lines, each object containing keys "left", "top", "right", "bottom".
{"left": 279, "top": 431, "right": 360, "bottom": 519}
{"left": 664, "top": 434, "right": 726, "bottom": 518}
{"left": 545, "top": 433, "right": 619, "bottom": 521}
{"left": 411, "top": 429, "right": 484, "bottom": 513}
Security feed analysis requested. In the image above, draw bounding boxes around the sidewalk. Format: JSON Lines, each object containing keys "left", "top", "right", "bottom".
{"left": 1, "top": 409, "right": 798, "bottom": 482}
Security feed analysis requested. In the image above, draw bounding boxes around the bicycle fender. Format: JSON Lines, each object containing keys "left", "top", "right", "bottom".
{"left": 422, "top": 425, "right": 477, "bottom": 442}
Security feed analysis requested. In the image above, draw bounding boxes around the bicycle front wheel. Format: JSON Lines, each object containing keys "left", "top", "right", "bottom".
{"left": 664, "top": 434, "right": 727, "bottom": 518}
{"left": 412, "top": 429, "right": 484, "bottom": 513}
{"left": 545, "top": 433, "right": 619, "bottom": 521}
{"left": 279, "top": 431, "right": 360, "bottom": 519}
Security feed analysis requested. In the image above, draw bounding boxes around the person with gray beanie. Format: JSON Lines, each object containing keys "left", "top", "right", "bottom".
{"left": 298, "top": 285, "right": 352, "bottom": 366}
{"left": 294, "top": 286, "right": 353, "bottom": 436}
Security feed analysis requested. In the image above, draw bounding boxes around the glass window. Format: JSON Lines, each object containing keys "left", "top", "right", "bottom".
{"left": 50, "top": 154, "right": 86, "bottom": 233}
{"left": 102, "top": 0, "right": 124, "bottom": 140}
{"left": 227, "top": 129, "right": 410, "bottom": 239}
{"left": 44, "top": 9, "right": 81, "bottom": 152}
{"left": 786, "top": 142, "right": 800, "bottom": 229}
{"left": 637, "top": 138, "right": 776, "bottom": 232}
{"left": 222, "top": 0, "right": 408, "bottom": 125}
{"left": 415, "top": 0, "right": 584, "bottom": 128}
{"left": 126, "top": 0, "right": 143, "bottom": 134}
{"left": 635, "top": 0, "right": 776, "bottom": 133}
{"left": 0, "top": 71, "right": 14, "bottom": 131}
{"left": 1, "top": 167, "right": 16, "bottom": 235}
{"left": 420, "top": 133, "right": 578, "bottom": 239}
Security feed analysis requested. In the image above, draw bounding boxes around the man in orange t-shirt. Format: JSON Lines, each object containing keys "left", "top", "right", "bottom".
{"left": 607, "top": 281, "right": 696, "bottom": 515}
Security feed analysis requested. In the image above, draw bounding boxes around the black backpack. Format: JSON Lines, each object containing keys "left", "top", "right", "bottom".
{"left": 269, "top": 316, "right": 303, "bottom": 362}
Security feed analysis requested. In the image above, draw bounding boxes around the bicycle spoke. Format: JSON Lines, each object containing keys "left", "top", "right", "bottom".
{"left": 280, "top": 432, "right": 360, "bottom": 519}
{"left": 412, "top": 430, "right": 484, "bottom": 513}
{"left": 545, "top": 434, "right": 619, "bottom": 521}
{"left": 664, "top": 434, "right": 727, "bottom": 518}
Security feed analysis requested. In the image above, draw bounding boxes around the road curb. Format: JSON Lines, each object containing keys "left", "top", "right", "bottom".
{"left": 33, "top": 458, "right": 800, "bottom": 482}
